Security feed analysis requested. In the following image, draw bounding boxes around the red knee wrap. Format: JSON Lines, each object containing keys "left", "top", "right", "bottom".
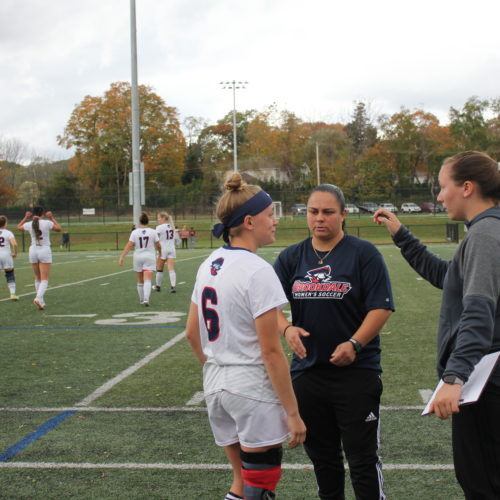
{"left": 241, "top": 466, "right": 281, "bottom": 491}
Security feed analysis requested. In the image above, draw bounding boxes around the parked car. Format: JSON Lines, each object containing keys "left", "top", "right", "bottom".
{"left": 291, "top": 203, "right": 307, "bottom": 216}
{"left": 345, "top": 203, "right": 360, "bottom": 214}
{"left": 378, "top": 203, "right": 398, "bottom": 213}
{"left": 420, "top": 202, "right": 444, "bottom": 213}
{"left": 401, "top": 202, "right": 422, "bottom": 213}
{"left": 358, "top": 202, "right": 379, "bottom": 213}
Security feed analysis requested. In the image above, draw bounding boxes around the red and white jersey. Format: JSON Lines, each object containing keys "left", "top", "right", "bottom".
{"left": 0, "top": 229, "right": 15, "bottom": 255}
{"left": 191, "top": 246, "right": 288, "bottom": 401}
{"left": 129, "top": 227, "right": 159, "bottom": 255}
{"left": 24, "top": 220, "right": 54, "bottom": 247}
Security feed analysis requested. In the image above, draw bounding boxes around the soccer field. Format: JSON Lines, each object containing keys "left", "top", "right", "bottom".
{"left": 0, "top": 246, "right": 464, "bottom": 499}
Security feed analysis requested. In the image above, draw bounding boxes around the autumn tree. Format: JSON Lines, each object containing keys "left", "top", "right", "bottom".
{"left": 58, "top": 82, "right": 186, "bottom": 204}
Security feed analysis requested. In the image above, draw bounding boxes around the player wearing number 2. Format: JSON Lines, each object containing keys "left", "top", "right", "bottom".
{"left": 186, "top": 172, "right": 306, "bottom": 500}
{"left": 154, "top": 211, "right": 177, "bottom": 293}
{"left": 0, "top": 215, "right": 19, "bottom": 301}
{"left": 119, "top": 212, "right": 160, "bottom": 307}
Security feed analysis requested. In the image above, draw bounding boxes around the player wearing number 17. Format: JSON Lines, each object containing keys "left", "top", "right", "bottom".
{"left": 119, "top": 212, "right": 161, "bottom": 307}
{"left": 186, "top": 172, "right": 306, "bottom": 500}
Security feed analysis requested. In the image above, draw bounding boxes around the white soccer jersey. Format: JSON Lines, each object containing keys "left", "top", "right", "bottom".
{"left": 129, "top": 227, "right": 159, "bottom": 254}
{"left": 0, "top": 229, "right": 14, "bottom": 255}
{"left": 156, "top": 223, "right": 175, "bottom": 244}
{"left": 24, "top": 220, "right": 54, "bottom": 247}
{"left": 191, "top": 246, "right": 288, "bottom": 402}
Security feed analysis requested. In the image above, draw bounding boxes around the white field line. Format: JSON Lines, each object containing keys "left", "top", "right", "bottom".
{"left": 186, "top": 391, "right": 205, "bottom": 406}
{"left": 0, "top": 462, "right": 454, "bottom": 470}
{"left": 75, "top": 332, "right": 186, "bottom": 407}
{"left": 0, "top": 405, "right": 424, "bottom": 412}
{"left": 0, "top": 252, "right": 210, "bottom": 302}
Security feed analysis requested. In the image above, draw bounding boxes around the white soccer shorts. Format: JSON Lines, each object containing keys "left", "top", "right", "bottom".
{"left": 133, "top": 253, "right": 156, "bottom": 272}
{"left": 160, "top": 243, "right": 176, "bottom": 260}
{"left": 205, "top": 390, "right": 290, "bottom": 448}
{"left": 29, "top": 246, "right": 52, "bottom": 264}
{"left": 0, "top": 254, "right": 14, "bottom": 269}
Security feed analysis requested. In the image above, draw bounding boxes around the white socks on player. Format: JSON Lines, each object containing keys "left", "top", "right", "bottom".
{"left": 35, "top": 280, "right": 41, "bottom": 292}
{"left": 137, "top": 284, "right": 144, "bottom": 303}
{"left": 169, "top": 270, "right": 176, "bottom": 287}
{"left": 143, "top": 280, "right": 152, "bottom": 303}
{"left": 36, "top": 280, "right": 48, "bottom": 303}
{"left": 155, "top": 271, "right": 163, "bottom": 287}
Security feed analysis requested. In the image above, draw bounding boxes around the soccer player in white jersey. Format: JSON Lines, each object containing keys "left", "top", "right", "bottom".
{"left": 186, "top": 172, "right": 306, "bottom": 500}
{"left": 119, "top": 212, "right": 161, "bottom": 307}
{"left": 154, "top": 211, "right": 177, "bottom": 293}
{"left": 18, "top": 207, "right": 61, "bottom": 310}
{"left": 0, "top": 215, "right": 19, "bottom": 301}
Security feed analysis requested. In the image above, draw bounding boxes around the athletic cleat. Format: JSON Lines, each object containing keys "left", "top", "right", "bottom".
{"left": 155, "top": 286, "right": 161, "bottom": 292}
{"left": 33, "top": 298, "right": 45, "bottom": 310}
{"left": 10, "top": 294, "right": 19, "bottom": 301}
{"left": 170, "top": 286, "right": 176, "bottom": 293}
{"left": 143, "top": 301, "right": 150, "bottom": 307}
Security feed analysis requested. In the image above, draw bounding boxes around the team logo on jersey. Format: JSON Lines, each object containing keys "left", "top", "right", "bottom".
{"left": 292, "top": 265, "right": 352, "bottom": 300}
{"left": 141, "top": 229, "right": 146, "bottom": 234}
{"left": 210, "top": 257, "right": 224, "bottom": 275}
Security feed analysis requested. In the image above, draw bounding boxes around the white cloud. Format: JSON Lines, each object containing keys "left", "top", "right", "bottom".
{"left": 1, "top": 0, "right": 499, "bottom": 159}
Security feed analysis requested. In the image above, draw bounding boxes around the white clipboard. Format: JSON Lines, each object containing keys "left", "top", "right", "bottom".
{"left": 422, "top": 351, "right": 500, "bottom": 416}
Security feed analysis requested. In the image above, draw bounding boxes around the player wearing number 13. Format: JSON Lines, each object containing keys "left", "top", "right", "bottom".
{"left": 186, "top": 172, "right": 306, "bottom": 500}
{"left": 119, "top": 212, "right": 160, "bottom": 307}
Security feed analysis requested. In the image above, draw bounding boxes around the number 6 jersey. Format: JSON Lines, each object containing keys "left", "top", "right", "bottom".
{"left": 191, "top": 245, "right": 288, "bottom": 402}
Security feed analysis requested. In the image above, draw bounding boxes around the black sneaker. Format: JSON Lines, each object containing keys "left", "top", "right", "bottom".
{"left": 170, "top": 286, "right": 176, "bottom": 293}
{"left": 155, "top": 286, "right": 161, "bottom": 292}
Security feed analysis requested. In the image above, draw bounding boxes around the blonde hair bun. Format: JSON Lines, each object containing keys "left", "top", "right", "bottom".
{"left": 224, "top": 171, "right": 246, "bottom": 192}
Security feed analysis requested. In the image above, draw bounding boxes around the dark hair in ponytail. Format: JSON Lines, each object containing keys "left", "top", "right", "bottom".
{"left": 32, "top": 206, "right": 44, "bottom": 242}
{"left": 139, "top": 212, "right": 149, "bottom": 225}
{"left": 444, "top": 151, "right": 500, "bottom": 202}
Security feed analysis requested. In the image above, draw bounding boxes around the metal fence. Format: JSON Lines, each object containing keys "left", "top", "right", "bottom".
{"left": 15, "top": 223, "right": 462, "bottom": 253}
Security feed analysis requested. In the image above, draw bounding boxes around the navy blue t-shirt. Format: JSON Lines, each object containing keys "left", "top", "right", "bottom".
{"left": 273, "top": 235, "right": 395, "bottom": 378}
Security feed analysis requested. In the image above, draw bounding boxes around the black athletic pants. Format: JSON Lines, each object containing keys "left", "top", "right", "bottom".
{"left": 452, "top": 382, "right": 500, "bottom": 500}
{"left": 293, "top": 366, "right": 385, "bottom": 500}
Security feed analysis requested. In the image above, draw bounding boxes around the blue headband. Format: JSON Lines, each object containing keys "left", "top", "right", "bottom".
{"left": 212, "top": 190, "right": 273, "bottom": 242}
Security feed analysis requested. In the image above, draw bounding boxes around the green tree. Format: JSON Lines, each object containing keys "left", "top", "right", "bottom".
{"left": 449, "top": 96, "right": 490, "bottom": 150}
{"left": 345, "top": 101, "right": 377, "bottom": 156}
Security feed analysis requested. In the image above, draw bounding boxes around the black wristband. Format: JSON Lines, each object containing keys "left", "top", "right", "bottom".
{"left": 348, "top": 338, "right": 363, "bottom": 354}
{"left": 283, "top": 324, "right": 293, "bottom": 336}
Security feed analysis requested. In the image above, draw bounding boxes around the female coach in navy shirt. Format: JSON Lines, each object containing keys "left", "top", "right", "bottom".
{"left": 274, "top": 184, "right": 394, "bottom": 500}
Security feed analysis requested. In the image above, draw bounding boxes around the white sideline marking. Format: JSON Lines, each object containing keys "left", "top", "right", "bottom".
{"left": 0, "top": 407, "right": 207, "bottom": 413}
{"left": 47, "top": 314, "right": 97, "bottom": 318}
{"left": 75, "top": 332, "right": 186, "bottom": 407}
{"left": 0, "top": 406, "right": 424, "bottom": 413}
{"left": 0, "top": 252, "right": 210, "bottom": 302}
{"left": 419, "top": 390, "right": 434, "bottom": 404}
{"left": 186, "top": 392, "right": 205, "bottom": 406}
{"left": 0, "top": 462, "right": 454, "bottom": 471}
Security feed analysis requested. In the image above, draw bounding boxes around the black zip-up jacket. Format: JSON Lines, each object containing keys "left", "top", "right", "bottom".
{"left": 392, "top": 206, "right": 500, "bottom": 385}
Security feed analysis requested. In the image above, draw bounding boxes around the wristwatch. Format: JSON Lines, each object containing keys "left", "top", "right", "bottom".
{"left": 348, "top": 338, "right": 363, "bottom": 354}
{"left": 442, "top": 375, "right": 464, "bottom": 386}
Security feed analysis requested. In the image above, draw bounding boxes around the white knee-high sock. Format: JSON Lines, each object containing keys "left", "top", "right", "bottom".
{"left": 35, "top": 280, "right": 41, "bottom": 292}
{"left": 137, "top": 284, "right": 144, "bottom": 302}
{"left": 143, "top": 280, "right": 152, "bottom": 302}
{"left": 155, "top": 271, "right": 164, "bottom": 287}
{"left": 37, "top": 280, "right": 48, "bottom": 302}
{"left": 169, "top": 270, "right": 176, "bottom": 287}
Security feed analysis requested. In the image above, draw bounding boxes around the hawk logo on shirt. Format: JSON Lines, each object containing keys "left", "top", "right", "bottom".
{"left": 292, "top": 265, "right": 352, "bottom": 300}
{"left": 141, "top": 230, "right": 146, "bottom": 235}
{"left": 210, "top": 257, "right": 224, "bottom": 276}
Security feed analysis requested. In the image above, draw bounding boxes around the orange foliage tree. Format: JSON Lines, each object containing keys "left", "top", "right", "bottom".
{"left": 57, "top": 82, "right": 186, "bottom": 204}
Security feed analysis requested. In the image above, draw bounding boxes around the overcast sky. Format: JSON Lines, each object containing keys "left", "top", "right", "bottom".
{"left": 1, "top": 0, "right": 499, "bottom": 161}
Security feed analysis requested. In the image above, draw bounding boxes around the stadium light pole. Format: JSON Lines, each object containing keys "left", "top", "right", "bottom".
{"left": 220, "top": 80, "right": 248, "bottom": 172}
{"left": 130, "top": 0, "right": 142, "bottom": 225}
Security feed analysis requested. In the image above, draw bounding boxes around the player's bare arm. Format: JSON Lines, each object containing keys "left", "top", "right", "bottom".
{"left": 277, "top": 310, "right": 310, "bottom": 359}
